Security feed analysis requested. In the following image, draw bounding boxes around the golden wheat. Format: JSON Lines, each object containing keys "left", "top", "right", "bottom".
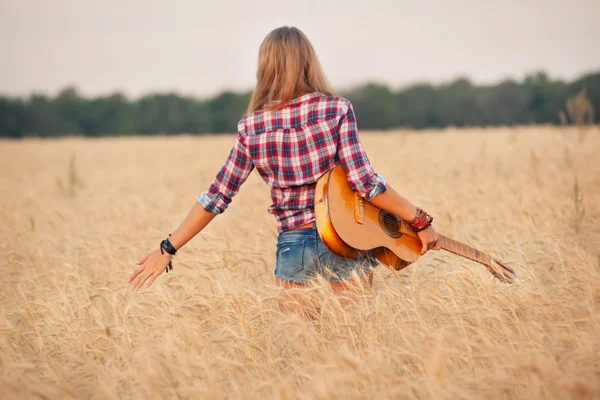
{"left": 0, "top": 126, "right": 599, "bottom": 399}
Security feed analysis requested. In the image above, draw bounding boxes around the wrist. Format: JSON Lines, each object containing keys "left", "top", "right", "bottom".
{"left": 408, "top": 207, "right": 433, "bottom": 232}
{"left": 407, "top": 207, "right": 418, "bottom": 222}
{"left": 160, "top": 237, "right": 178, "bottom": 255}
{"left": 159, "top": 235, "right": 177, "bottom": 273}
{"left": 159, "top": 250, "right": 172, "bottom": 258}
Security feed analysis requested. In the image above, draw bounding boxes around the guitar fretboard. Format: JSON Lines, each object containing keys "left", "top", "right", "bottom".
{"left": 438, "top": 235, "right": 491, "bottom": 266}
{"left": 399, "top": 220, "right": 491, "bottom": 266}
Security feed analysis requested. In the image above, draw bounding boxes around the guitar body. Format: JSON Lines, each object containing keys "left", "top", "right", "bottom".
{"left": 315, "top": 165, "right": 421, "bottom": 271}
{"left": 314, "top": 165, "right": 516, "bottom": 283}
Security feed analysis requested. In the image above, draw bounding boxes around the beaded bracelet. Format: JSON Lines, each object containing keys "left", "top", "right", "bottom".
{"left": 409, "top": 207, "right": 433, "bottom": 232}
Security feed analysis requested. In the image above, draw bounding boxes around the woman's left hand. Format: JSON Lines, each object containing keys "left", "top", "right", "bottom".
{"left": 416, "top": 225, "right": 441, "bottom": 255}
{"left": 128, "top": 249, "right": 171, "bottom": 290}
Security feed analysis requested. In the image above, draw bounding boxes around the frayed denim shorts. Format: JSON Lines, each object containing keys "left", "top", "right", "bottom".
{"left": 275, "top": 221, "right": 378, "bottom": 284}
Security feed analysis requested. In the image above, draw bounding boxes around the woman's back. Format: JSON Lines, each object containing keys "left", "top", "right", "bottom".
{"left": 197, "top": 92, "right": 386, "bottom": 233}
{"left": 243, "top": 92, "right": 344, "bottom": 188}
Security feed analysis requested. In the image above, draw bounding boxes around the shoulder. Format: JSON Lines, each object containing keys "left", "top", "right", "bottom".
{"left": 238, "top": 112, "right": 260, "bottom": 138}
{"left": 234, "top": 119, "right": 245, "bottom": 137}
{"left": 314, "top": 94, "right": 352, "bottom": 112}
{"left": 306, "top": 94, "right": 353, "bottom": 122}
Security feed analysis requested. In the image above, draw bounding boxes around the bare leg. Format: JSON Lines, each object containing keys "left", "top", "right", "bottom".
{"left": 275, "top": 271, "right": 374, "bottom": 319}
{"left": 274, "top": 277, "right": 319, "bottom": 320}
{"left": 329, "top": 271, "right": 374, "bottom": 306}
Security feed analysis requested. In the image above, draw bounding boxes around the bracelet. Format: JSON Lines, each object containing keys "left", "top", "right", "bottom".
{"left": 159, "top": 235, "right": 177, "bottom": 273}
{"left": 409, "top": 207, "right": 433, "bottom": 233}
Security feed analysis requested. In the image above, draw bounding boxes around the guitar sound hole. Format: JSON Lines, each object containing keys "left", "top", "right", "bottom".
{"left": 378, "top": 211, "right": 403, "bottom": 238}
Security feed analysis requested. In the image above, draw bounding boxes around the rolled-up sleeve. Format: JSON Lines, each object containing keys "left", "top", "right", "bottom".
{"left": 196, "top": 121, "right": 254, "bottom": 215}
{"left": 336, "top": 101, "right": 386, "bottom": 201}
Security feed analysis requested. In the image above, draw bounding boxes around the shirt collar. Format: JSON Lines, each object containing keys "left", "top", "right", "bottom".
{"left": 264, "top": 92, "right": 323, "bottom": 109}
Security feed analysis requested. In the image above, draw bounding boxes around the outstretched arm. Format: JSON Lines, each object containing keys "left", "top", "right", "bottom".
{"left": 128, "top": 204, "right": 215, "bottom": 290}
{"left": 167, "top": 202, "right": 216, "bottom": 249}
{"left": 129, "top": 123, "right": 254, "bottom": 290}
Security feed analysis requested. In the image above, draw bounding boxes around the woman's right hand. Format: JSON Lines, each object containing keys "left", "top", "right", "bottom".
{"left": 128, "top": 249, "right": 172, "bottom": 290}
{"left": 417, "top": 225, "right": 440, "bottom": 255}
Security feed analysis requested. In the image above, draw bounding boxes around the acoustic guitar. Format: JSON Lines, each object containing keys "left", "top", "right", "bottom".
{"left": 314, "top": 165, "right": 516, "bottom": 283}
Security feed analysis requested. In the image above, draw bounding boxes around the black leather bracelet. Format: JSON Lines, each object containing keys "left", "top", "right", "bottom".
{"left": 159, "top": 236, "right": 177, "bottom": 273}
{"left": 160, "top": 237, "right": 177, "bottom": 255}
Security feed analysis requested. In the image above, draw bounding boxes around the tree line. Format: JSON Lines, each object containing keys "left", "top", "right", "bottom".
{"left": 0, "top": 70, "right": 597, "bottom": 138}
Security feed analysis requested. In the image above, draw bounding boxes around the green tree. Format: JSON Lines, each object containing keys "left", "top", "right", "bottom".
{"left": 344, "top": 83, "right": 398, "bottom": 130}
{"left": 394, "top": 83, "right": 440, "bottom": 129}
{"left": 136, "top": 94, "right": 211, "bottom": 134}
{"left": 24, "top": 94, "right": 62, "bottom": 137}
{"left": 208, "top": 91, "right": 252, "bottom": 133}
{"left": 0, "top": 97, "right": 26, "bottom": 138}
{"left": 1, "top": 70, "right": 599, "bottom": 138}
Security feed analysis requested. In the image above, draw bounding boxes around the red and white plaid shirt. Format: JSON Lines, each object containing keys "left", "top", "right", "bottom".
{"left": 197, "top": 92, "right": 387, "bottom": 233}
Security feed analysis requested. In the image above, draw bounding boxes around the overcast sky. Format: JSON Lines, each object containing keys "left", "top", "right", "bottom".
{"left": 1, "top": 0, "right": 599, "bottom": 99}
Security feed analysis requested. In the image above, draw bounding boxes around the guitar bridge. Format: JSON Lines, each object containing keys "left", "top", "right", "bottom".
{"left": 354, "top": 194, "right": 364, "bottom": 224}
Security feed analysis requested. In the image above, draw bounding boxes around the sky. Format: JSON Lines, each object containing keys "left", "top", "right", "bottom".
{"left": 1, "top": 0, "right": 599, "bottom": 99}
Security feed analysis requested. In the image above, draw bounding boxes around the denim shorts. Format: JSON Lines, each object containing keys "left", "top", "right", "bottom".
{"left": 275, "top": 221, "right": 378, "bottom": 283}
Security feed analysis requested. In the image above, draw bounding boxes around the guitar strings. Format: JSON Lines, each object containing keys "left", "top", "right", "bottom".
{"left": 361, "top": 202, "right": 415, "bottom": 233}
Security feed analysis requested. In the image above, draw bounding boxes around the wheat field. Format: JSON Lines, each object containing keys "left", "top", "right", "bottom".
{"left": 0, "top": 126, "right": 599, "bottom": 399}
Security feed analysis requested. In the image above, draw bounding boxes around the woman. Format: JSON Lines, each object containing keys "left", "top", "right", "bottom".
{"left": 128, "top": 26, "right": 440, "bottom": 296}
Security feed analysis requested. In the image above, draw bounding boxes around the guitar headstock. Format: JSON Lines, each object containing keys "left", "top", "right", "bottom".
{"left": 488, "top": 259, "right": 516, "bottom": 284}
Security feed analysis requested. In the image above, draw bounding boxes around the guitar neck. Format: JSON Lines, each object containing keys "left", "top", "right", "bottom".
{"left": 399, "top": 221, "right": 491, "bottom": 266}
{"left": 438, "top": 235, "right": 491, "bottom": 266}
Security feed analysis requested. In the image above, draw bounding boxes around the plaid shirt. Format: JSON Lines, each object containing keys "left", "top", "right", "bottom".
{"left": 197, "top": 92, "right": 387, "bottom": 233}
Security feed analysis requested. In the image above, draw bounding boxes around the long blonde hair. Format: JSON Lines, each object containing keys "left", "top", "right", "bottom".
{"left": 247, "top": 26, "right": 334, "bottom": 113}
